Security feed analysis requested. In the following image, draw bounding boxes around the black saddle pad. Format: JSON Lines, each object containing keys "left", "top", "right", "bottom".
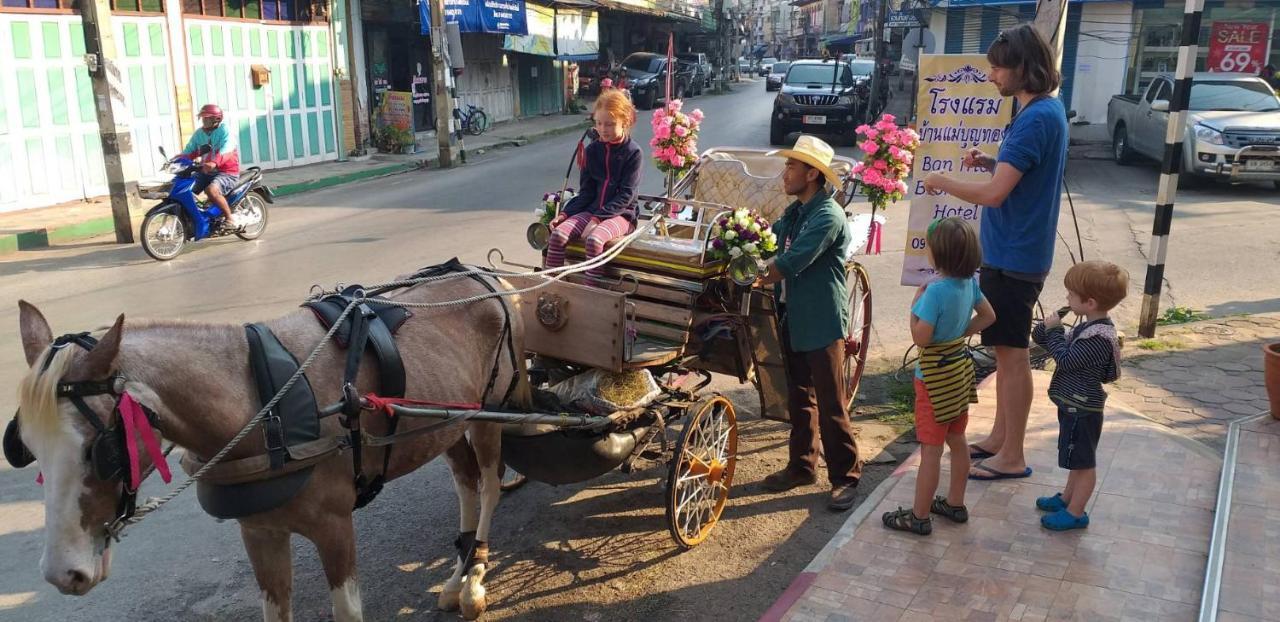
{"left": 304, "top": 284, "right": 412, "bottom": 349}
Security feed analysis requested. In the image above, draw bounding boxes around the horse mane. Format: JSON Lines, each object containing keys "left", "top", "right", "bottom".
{"left": 16, "top": 345, "right": 78, "bottom": 440}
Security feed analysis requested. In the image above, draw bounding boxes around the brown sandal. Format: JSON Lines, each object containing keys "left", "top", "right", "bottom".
{"left": 930, "top": 496, "right": 969, "bottom": 523}
{"left": 882, "top": 507, "right": 932, "bottom": 535}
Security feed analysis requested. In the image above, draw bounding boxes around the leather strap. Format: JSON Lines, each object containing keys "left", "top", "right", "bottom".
{"left": 180, "top": 436, "right": 340, "bottom": 486}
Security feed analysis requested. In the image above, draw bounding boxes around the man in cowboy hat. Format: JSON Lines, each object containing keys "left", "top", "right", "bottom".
{"left": 758, "top": 134, "right": 863, "bottom": 511}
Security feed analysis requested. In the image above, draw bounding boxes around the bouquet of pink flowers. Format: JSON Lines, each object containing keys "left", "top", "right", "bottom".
{"left": 850, "top": 114, "right": 921, "bottom": 210}
{"left": 650, "top": 99, "right": 704, "bottom": 176}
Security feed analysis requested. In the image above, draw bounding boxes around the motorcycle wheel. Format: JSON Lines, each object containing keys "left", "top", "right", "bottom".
{"left": 235, "top": 193, "right": 269, "bottom": 240}
{"left": 140, "top": 210, "right": 187, "bottom": 261}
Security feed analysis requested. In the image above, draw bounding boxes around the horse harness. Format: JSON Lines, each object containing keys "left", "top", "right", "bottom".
{"left": 2, "top": 332, "right": 166, "bottom": 541}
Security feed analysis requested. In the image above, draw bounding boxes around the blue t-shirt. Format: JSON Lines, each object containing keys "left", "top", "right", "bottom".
{"left": 912, "top": 277, "right": 985, "bottom": 378}
{"left": 982, "top": 97, "right": 1068, "bottom": 275}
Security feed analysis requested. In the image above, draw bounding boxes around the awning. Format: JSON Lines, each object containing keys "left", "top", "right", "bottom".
{"left": 823, "top": 34, "right": 858, "bottom": 46}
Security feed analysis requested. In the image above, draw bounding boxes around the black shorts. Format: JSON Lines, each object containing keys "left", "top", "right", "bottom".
{"left": 979, "top": 268, "right": 1044, "bottom": 349}
{"left": 1057, "top": 406, "right": 1103, "bottom": 470}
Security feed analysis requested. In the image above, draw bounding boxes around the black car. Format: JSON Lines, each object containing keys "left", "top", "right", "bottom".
{"left": 770, "top": 60, "right": 862, "bottom": 146}
{"left": 765, "top": 61, "right": 790, "bottom": 92}
{"left": 622, "top": 52, "right": 695, "bottom": 110}
{"left": 677, "top": 53, "right": 712, "bottom": 94}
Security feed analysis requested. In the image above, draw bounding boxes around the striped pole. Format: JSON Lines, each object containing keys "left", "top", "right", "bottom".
{"left": 1137, "top": 0, "right": 1205, "bottom": 338}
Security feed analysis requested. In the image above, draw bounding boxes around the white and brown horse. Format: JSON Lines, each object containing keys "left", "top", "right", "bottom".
{"left": 12, "top": 271, "right": 530, "bottom": 621}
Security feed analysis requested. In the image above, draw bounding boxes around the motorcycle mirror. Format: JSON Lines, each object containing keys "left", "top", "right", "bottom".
{"left": 527, "top": 222, "right": 552, "bottom": 251}
{"left": 727, "top": 255, "right": 762, "bottom": 287}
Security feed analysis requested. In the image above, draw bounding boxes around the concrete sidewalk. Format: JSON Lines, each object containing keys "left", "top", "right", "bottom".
{"left": 0, "top": 111, "right": 591, "bottom": 255}
{"left": 763, "top": 370, "right": 1225, "bottom": 622}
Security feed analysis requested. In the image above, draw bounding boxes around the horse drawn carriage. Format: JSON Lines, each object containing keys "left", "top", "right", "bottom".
{"left": 4, "top": 145, "right": 879, "bottom": 621}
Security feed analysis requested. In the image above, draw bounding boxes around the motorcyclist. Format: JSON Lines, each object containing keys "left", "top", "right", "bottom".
{"left": 180, "top": 104, "right": 242, "bottom": 226}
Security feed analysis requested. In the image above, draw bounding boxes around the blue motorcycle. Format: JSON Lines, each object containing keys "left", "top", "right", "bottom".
{"left": 139, "top": 146, "right": 273, "bottom": 261}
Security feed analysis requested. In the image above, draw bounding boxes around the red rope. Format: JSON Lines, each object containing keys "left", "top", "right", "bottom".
{"left": 363, "top": 394, "right": 482, "bottom": 417}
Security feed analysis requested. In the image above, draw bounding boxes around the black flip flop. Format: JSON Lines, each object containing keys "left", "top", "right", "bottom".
{"left": 968, "top": 461, "right": 1033, "bottom": 481}
{"left": 968, "top": 444, "right": 995, "bottom": 460}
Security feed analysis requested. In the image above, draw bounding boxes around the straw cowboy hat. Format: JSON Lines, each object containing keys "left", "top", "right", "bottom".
{"left": 767, "top": 135, "right": 844, "bottom": 190}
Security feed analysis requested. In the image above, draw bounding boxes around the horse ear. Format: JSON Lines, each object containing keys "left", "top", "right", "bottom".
{"left": 82, "top": 314, "right": 125, "bottom": 378}
{"left": 18, "top": 300, "right": 53, "bottom": 367}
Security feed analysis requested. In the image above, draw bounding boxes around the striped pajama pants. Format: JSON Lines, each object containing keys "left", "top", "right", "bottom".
{"left": 544, "top": 212, "right": 633, "bottom": 283}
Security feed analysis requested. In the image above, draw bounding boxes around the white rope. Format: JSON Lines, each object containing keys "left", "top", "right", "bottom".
{"left": 118, "top": 217, "right": 666, "bottom": 534}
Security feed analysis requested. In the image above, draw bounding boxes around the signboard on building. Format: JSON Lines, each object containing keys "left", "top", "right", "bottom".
{"left": 901, "top": 54, "right": 1012, "bottom": 286}
{"left": 886, "top": 11, "right": 921, "bottom": 29}
{"left": 555, "top": 8, "right": 600, "bottom": 61}
{"left": 380, "top": 91, "right": 415, "bottom": 132}
{"left": 420, "top": 0, "right": 529, "bottom": 36}
{"left": 1207, "top": 22, "right": 1270, "bottom": 74}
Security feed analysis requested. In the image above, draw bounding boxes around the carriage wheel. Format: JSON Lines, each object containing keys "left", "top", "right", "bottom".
{"left": 843, "top": 262, "right": 873, "bottom": 411}
{"left": 666, "top": 395, "right": 738, "bottom": 550}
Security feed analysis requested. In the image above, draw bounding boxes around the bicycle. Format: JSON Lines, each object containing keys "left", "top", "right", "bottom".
{"left": 453, "top": 103, "right": 491, "bottom": 137}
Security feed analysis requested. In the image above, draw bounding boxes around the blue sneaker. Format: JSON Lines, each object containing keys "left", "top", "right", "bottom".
{"left": 1041, "top": 509, "right": 1089, "bottom": 531}
{"left": 1036, "top": 493, "right": 1067, "bottom": 512}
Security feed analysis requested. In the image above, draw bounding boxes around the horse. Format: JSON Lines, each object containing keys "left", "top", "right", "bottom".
{"left": 11, "top": 268, "right": 532, "bottom": 621}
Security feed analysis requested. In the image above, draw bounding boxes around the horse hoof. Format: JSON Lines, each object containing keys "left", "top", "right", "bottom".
{"left": 461, "top": 579, "right": 487, "bottom": 620}
{"left": 460, "top": 597, "right": 487, "bottom": 621}
{"left": 437, "top": 589, "right": 461, "bottom": 612}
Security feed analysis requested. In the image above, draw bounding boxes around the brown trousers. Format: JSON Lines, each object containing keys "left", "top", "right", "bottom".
{"left": 782, "top": 331, "right": 863, "bottom": 487}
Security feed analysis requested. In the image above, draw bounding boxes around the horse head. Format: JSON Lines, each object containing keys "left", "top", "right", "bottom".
{"left": 13, "top": 301, "right": 168, "bottom": 596}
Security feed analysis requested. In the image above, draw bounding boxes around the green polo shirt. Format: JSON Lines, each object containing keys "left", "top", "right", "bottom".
{"left": 771, "top": 189, "right": 851, "bottom": 353}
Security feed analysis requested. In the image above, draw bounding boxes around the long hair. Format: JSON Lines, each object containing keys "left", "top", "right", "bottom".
{"left": 986, "top": 24, "right": 1061, "bottom": 95}
{"left": 16, "top": 346, "right": 77, "bottom": 440}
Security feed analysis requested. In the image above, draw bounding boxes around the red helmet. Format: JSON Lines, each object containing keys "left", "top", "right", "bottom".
{"left": 198, "top": 104, "right": 223, "bottom": 121}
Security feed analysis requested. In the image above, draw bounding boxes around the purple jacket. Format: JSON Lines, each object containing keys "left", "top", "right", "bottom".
{"left": 563, "top": 136, "right": 643, "bottom": 222}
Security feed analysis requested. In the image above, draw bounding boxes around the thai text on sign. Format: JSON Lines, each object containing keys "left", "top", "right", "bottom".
{"left": 900, "top": 54, "right": 1012, "bottom": 287}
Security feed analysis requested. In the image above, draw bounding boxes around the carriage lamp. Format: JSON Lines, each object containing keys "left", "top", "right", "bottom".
{"left": 527, "top": 222, "right": 552, "bottom": 250}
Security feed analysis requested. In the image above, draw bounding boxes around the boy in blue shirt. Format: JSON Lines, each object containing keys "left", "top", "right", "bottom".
{"left": 883, "top": 218, "right": 996, "bottom": 535}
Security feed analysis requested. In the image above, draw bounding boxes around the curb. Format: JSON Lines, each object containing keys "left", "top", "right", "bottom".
{"left": 0, "top": 119, "right": 588, "bottom": 256}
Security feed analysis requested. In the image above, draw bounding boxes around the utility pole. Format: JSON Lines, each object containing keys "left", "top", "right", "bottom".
{"left": 867, "top": 0, "right": 889, "bottom": 122}
{"left": 1032, "top": 0, "right": 1069, "bottom": 96}
{"left": 82, "top": 0, "right": 140, "bottom": 244}
{"left": 429, "top": 0, "right": 455, "bottom": 168}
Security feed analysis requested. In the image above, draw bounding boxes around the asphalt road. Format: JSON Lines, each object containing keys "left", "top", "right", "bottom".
{"left": 1, "top": 81, "right": 1276, "bottom": 621}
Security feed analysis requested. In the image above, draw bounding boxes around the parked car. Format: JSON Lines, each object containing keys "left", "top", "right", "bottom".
{"left": 738, "top": 58, "right": 753, "bottom": 76}
{"left": 1108, "top": 72, "right": 1280, "bottom": 188}
{"left": 678, "top": 53, "right": 713, "bottom": 94}
{"left": 770, "top": 59, "right": 861, "bottom": 146}
{"left": 765, "top": 61, "right": 790, "bottom": 91}
{"left": 758, "top": 57, "right": 778, "bottom": 77}
{"left": 622, "top": 52, "right": 695, "bottom": 110}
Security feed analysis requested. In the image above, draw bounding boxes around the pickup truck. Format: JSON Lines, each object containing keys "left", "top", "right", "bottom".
{"left": 1108, "top": 72, "right": 1280, "bottom": 187}
{"left": 621, "top": 52, "right": 695, "bottom": 110}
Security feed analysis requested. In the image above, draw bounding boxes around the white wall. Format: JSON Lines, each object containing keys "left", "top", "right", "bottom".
{"left": 1070, "top": 1, "right": 1133, "bottom": 125}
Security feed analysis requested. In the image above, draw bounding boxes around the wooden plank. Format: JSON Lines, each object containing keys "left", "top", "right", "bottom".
{"left": 633, "top": 320, "right": 688, "bottom": 344}
{"left": 630, "top": 299, "right": 693, "bottom": 328}
{"left": 564, "top": 274, "right": 695, "bottom": 306}
{"left": 519, "top": 280, "right": 626, "bottom": 373}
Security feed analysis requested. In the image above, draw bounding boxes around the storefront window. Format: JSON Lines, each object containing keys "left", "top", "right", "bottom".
{"left": 1128, "top": 2, "right": 1279, "bottom": 94}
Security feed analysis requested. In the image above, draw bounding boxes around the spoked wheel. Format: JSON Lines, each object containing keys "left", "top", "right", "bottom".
{"left": 234, "top": 193, "right": 269, "bottom": 240}
{"left": 140, "top": 210, "right": 187, "bottom": 261}
{"left": 467, "top": 110, "right": 490, "bottom": 136}
{"left": 666, "top": 394, "right": 738, "bottom": 549}
{"left": 843, "top": 262, "right": 873, "bottom": 411}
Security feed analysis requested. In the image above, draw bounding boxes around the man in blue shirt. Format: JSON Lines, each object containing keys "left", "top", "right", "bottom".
{"left": 923, "top": 24, "right": 1068, "bottom": 481}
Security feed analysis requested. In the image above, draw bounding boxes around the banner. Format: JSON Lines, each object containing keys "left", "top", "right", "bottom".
{"left": 503, "top": 1, "right": 554, "bottom": 56}
{"left": 420, "top": 0, "right": 528, "bottom": 36}
{"left": 900, "top": 54, "right": 1012, "bottom": 286}
{"left": 1207, "top": 22, "right": 1270, "bottom": 74}
{"left": 555, "top": 7, "right": 599, "bottom": 61}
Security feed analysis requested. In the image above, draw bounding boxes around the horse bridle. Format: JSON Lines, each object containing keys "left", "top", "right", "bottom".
{"left": 2, "top": 332, "right": 162, "bottom": 541}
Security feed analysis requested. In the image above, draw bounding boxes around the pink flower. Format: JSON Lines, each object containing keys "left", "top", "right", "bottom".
{"left": 852, "top": 162, "right": 866, "bottom": 174}
{"left": 864, "top": 129, "right": 879, "bottom": 140}
{"left": 883, "top": 132, "right": 899, "bottom": 146}
{"left": 875, "top": 120, "right": 896, "bottom": 133}
{"left": 863, "top": 168, "right": 884, "bottom": 186}
{"left": 600, "top": 78, "right": 613, "bottom": 89}
{"left": 669, "top": 99, "right": 683, "bottom": 112}
{"left": 855, "top": 124, "right": 870, "bottom": 135}
{"left": 654, "top": 124, "right": 672, "bottom": 140}
{"left": 689, "top": 109, "right": 704, "bottom": 122}
{"left": 896, "top": 180, "right": 909, "bottom": 194}
{"left": 873, "top": 160, "right": 888, "bottom": 171}
{"left": 669, "top": 153, "right": 684, "bottom": 167}
{"left": 859, "top": 140, "right": 879, "bottom": 154}
{"left": 881, "top": 113, "right": 896, "bottom": 123}
{"left": 888, "top": 146, "right": 903, "bottom": 159}
{"left": 675, "top": 125, "right": 688, "bottom": 137}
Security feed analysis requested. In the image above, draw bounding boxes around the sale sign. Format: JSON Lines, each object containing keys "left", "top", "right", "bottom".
{"left": 1207, "top": 22, "right": 1270, "bottom": 74}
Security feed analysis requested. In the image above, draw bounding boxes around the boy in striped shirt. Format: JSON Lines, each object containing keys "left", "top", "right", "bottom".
{"left": 1032, "top": 260, "right": 1129, "bottom": 531}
